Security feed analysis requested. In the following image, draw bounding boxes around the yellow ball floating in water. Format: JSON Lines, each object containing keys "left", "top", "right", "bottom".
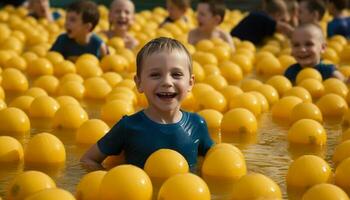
{"left": 231, "top": 173, "right": 282, "bottom": 200}
{"left": 25, "top": 133, "right": 65, "bottom": 164}
{"left": 29, "top": 96, "right": 59, "bottom": 118}
{"left": 323, "top": 78, "right": 348, "bottom": 98}
{"left": 288, "top": 119, "right": 327, "bottom": 145}
{"left": 24, "top": 87, "right": 48, "bottom": 98}
{"left": 296, "top": 68, "right": 322, "bottom": 84}
{"left": 84, "top": 77, "right": 112, "bottom": 100}
{"left": 101, "top": 72, "right": 123, "bottom": 87}
{"left": 144, "top": 149, "right": 189, "bottom": 183}
{"left": 76, "top": 119, "right": 109, "bottom": 145}
{"left": 219, "top": 85, "right": 243, "bottom": 103}
{"left": 60, "top": 73, "right": 84, "bottom": 84}
{"left": 99, "top": 165, "right": 152, "bottom": 200}
{"left": 76, "top": 171, "right": 107, "bottom": 200}
{"left": 45, "top": 51, "right": 64, "bottom": 65}
{"left": 272, "top": 96, "right": 303, "bottom": 121}
{"left": 33, "top": 75, "right": 59, "bottom": 95}
{"left": 316, "top": 93, "right": 348, "bottom": 118}
{"left": 53, "top": 104, "right": 88, "bottom": 129}
{"left": 231, "top": 54, "right": 253, "bottom": 74}
{"left": 100, "top": 54, "right": 128, "bottom": 72}
{"left": 53, "top": 60, "right": 76, "bottom": 77}
{"left": 335, "top": 157, "right": 350, "bottom": 191}
{"left": 229, "top": 93, "right": 261, "bottom": 116}
{"left": 58, "top": 81, "right": 85, "bottom": 100}
{"left": 76, "top": 61, "right": 102, "bottom": 79}
{"left": 287, "top": 155, "right": 332, "bottom": 188}
{"left": 6, "top": 171, "right": 56, "bottom": 200}
{"left": 192, "top": 83, "right": 215, "bottom": 98}
{"left": 55, "top": 96, "right": 80, "bottom": 107}
{"left": 27, "top": 58, "right": 53, "bottom": 77}
{"left": 291, "top": 102, "right": 323, "bottom": 123}
{"left": 0, "top": 136, "right": 23, "bottom": 163}
{"left": 219, "top": 61, "right": 243, "bottom": 83}
{"left": 221, "top": 108, "right": 257, "bottom": 134}
{"left": 100, "top": 100, "right": 134, "bottom": 124}
{"left": 192, "top": 61, "right": 205, "bottom": 82}
{"left": 197, "top": 109, "right": 223, "bottom": 129}
{"left": 266, "top": 75, "right": 292, "bottom": 96}
{"left": 9, "top": 96, "right": 34, "bottom": 114}
{"left": 157, "top": 173, "right": 210, "bottom": 200}
{"left": 283, "top": 86, "right": 312, "bottom": 103}
{"left": 0, "top": 107, "right": 30, "bottom": 133}
{"left": 333, "top": 140, "right": 350, "bottom": 164}
{"left": 254, "top": 84, "right": 279, "bottom": 106}
{"left": 256, "top": 56, "right": 282, "bottom": 76}
{"left": 25, "top": 188, "right": 75, "bottom": 200}
{"left": 297, "top": 78, "right": 325, "bottom": 100}
{"left": 203, "top": 74, "right": 228, "bottom": 91}
{"left": 248, "top": 91, "right": 269, "bottom": 113}
{"left": 302, "top": 183, "right": 349, "bottom": 200}
{"left": 197, "top": 90, "right": 227, "bottom": 112}
{"left": 2, "top": 68, "right": 28, "bottom": 92}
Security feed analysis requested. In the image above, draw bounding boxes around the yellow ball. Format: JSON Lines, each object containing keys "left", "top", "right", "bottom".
{"left": 229, "top": 93, "right": 261, "bottom": 116}
{"left": 0, "top": 87, "right": 4, "bottom": 99}
{"left": 76, "top": 119, "right": 109, "bottom": 145}
{"left": 45, "top": 51, "right": 64, "bottom": 65}
{"left": 55, "top": 96, "right": 80, "bottom": 107}
{"left": 278, "top": 55, "right": 296, "bottom": 69}
{"left": 221, "top": 108, "right": 257, "bottom": 134}
{"left": 291, "top": 102, "right": 323, "bottom": 123}
{"left": 76, "top": 171, "right": 107, "bottom": 200}
{"left": 4, "top": 56, "right": 27, "bottom": 71}
{"left": 22, "top": 52, "right": 38, "bottom": 64}
{"left": 24, "top": 87, "right": 48, "bottom": 98}
{"left": 100, "top": 54, "right": 128, "bottom": 72}
{"left": 84, "top": 77, "right": 112, "bottom": 99}
{"left": 204, "top": 74, "right": 228, "bottom": 90}
{"left": 335, "top": 157, "right": 350, "bottom": 191}
{"left": 99, "top": 165, "right": 152, "bottom": 200}
{"left": 25, "top": 133, "right": 65, "bottom": 164}
{"left": 116, "top": 79, "right": 136, "bottom": 89}
{"left": 157, "top": 173, "right": 210, "bottom": 200}
{"left": 197, "top": 109, "right": 223, "bottom": 129}
{"left": 219, "top": 61, "right": 243, "bottom": 83}
{"left": 25, "top": 188, "right": 75, "bottom": 200}
{"left": 202, "top": 64, "right": 220, "bottom": 76}
{"left": 231, "top": 173, "right": 282, "bottom": 200}
{"left": 238, "top": 41, "right": 256, "bottom": 52}
{"left": 323, "top": 78, "right": 348, "bottom": 98}
{"left": 101, "top": 100, "right": 134, "bottom": 123}
{"left": 302, "top": 183, "right": 349, "bottom": 200}
{"left": 219, "top": 85, "right": 243, "bottom": 102}
{"left": 110, "top": 87, "right": 137, "bottom": 104}
{"left": 288, "top": 119, "right": 327, "bottom": 145}
{"left": 107, "top": 37, "right": 125, "bottom": 49}
{"left": 296, "top": 68, "right": 322, "bottom": 84}
{"left": 27, "top": 58, "right": 53, "bottom": 77}
{"left": 101, "top": 72, "right": 123, "bottom": 87}
{"left": 0, "top": 136, "right": 23, "bottom": 162}
{"left": 33, "top": 75, "right": 59, "bottom": 95}
{"left": 342, "top": 128, "right": 350, "bottom": 141}
{"left": 144, "top": 149, "right": 189, "bottom": 182}
{"left": 53, "top": 60, "right": 76, "bottom": 77}
{"left": 316, "top": 93, "right": 348, "bottom": 118}
{"left": 266, "top": 75, "right": 292, "bottom": 96}
{"left": 192, "top": 83, "right": 215, "bottom": 98}
{"left": 193, "top": 52, "right": 218, "bottom": 66}
{"left": 9, "top": 96, "right": 34, "bottom": 114}
{"left": 76, "top": 61, "right": 102, "bottom": 79}
{"left": 192, "top": 61, "right": 205, "bottom": 82}
{"left": 340, "top": 45, "right": 350, "bottom": 62}
{"left": 254, "top": 84, "right": 280, "bottom": 105}
{"left": 333, "top": 140, "right": 350, "bottom": 164}
{"left": 249, "top": 91, "right": 269, "bottom": 112}
{"left": 210, "top": 46, "right": 231, "bottom": 62}
{"left": 2, "top": 68, "right": 28, "bottom": 92}
{"left": 195, "top": 39, "right": 214, "bottom": 51}
{"left": 256, "top": 56, "right": 282, "bottom": 76}
{"left": 60, "top": 73, "right": 84, "bottom": 84}
{"left": 298, "top": 78, "right": 325, "bottom": 99}
{"left": 0, "top": 107, "right": 30, "bottom": 133}
{"left": 202, "top": 148, "right": 246, "bottom": 182}
{"left": 0, "top": 99, "right": 6, "bottom": 110}
{"left": 287, "top": 155, "right": 332, "bottom": 188}
{"left": 231, "top": 54, "right": 253, "bottom": 74}
{"left": 197, "top": 90, "right": 227, "bottom": 112}
{"left": 6, "top": 171, "right": 56, "bottom": 200}
{"left": 53, "top": 104, "right": 88, "bottom": 129}
{"left": 272, "top": 96, "right": 303, "bottom": 121}
{"left": 29, "top": 96, "right": 59, "bottom": 118}
{"left": 58, "top": 81, "right": 85, "bottom": 99}
{"left": 76, "top": 54, "right": 99, "bottom": 66}
{"left": 240, "top": 79, "right": 263, "bottom": 92}
{"left": 206, "top": 143, "right": 244, "bottom": 158}
{"left": 322, "top": 48, "right": 340, "bottom": 63}
{"left": 283, "top": 86, "right": 312, "bottom": 103}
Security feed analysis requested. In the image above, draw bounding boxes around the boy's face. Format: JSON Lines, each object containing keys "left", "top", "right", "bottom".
{"left": 291, "top": 28, "right": 326, "bottom": 67}
{"left": 167, "top": 0, "right": 186, "bottom": 21}
{"left": 65, "top": 11, "right": 92, "bottom": 39}
{"left": 135, "top": 51, "right": 194, "bottom": 114}
{"left": 30, "top": 0, "right": 50, "bottom": 17}
{"left": 298, "top": 1, "right": 318, "bottom": 24}
{"left": 109, "top": 0, "right": 134, "bottom": 32}
{"left": 196, "top": 3, "right": 220, "bottom": 31}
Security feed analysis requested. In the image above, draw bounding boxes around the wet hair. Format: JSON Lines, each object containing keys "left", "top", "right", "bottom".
{"left": 110, "top": 0, "right": 135, "bottom": 12}
{"left": 294, "top": 23, "right": 325, "bottom": 42}
{"left": 67, "top": 0, "right": 100, "bottom": 31}
{"left": 136, "top": 37, "right": 192, "bottom": 77}
{"left": 328, "top": 0, "right": 349, "bottom": 10}
{"left": 168, "top": 0, "right": 191, "bottom": 10}
{"left": 301, "top": 0, "right": 326, "bottom": 20}
{"left": 199, "top": 0, "right": 226, "bottom": 23}
{"left": 264, "top": 0, "right": 288, "bottom": 14}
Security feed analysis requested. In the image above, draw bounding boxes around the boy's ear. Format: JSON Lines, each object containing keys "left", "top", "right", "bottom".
{"left": 134, "top": 75, "right": 143, "bottom": 93}
{"left": 188, "top": 74, "right": 195, "bottom": 92}
{"left": 321, "top": 41, "right": 327, "bottom": 53}
{"left": 85, "top": 22, "right": 93, "bottom": 32}
{"left": 214, "top": 15, "right": 222, "bottom": 25}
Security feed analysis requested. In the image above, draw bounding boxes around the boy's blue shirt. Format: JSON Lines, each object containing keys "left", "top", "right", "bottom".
{"left": 284, "top": 62, "right": 336, "bottom": 84}
{"left": 97, "top": 110, "right": 214, "bottom": 171}
{"left": 50, "top": 33, "right": 104, "bottom": 59}
{"left": 327, "top": 17, "right": 350, "bottom": 38}
{"left": 230, "top": 11, "right": 276, "bottom": 44}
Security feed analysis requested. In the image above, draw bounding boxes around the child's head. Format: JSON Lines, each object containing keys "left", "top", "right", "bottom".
{"left": 166, "top": 0, "right": 191, "bottom": 21}
{"left": 264, "top": 0, "right": 290, "bottom": 22}
{"left": 291, "top": 23, "right": 326, "bottom": 67}
{"left": 286, "top": 0, "right": 299, "bottom": 24}
{"left": 65, "top": 0, "right": 100, "bottom": 39}
{"left": 327, "top": 0, "right": 348, "bottom": 15}
{"left": 298, "top": 0, "right": 326, "bottom": 24}
{"left": 109, "top": 0, "right": 135, "bottom": 32}
{"left": 135, "top": 37, "right": 194, "bottom": 112}
{"left": 28, "top": 0, "right": 50, "bottom": 18}
{"left": 196, "top": 0, "right": 226, "bottom": 31}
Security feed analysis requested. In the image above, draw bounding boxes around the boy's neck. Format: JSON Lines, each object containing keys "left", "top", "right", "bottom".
{"left": 112, "top": 28, "right": 129, "bottom": 38}
{"left": 198, "top": 27, "right": 217, "bottom": 37}
{"left": 74, "top": 32, "right": 93, "bottom": 45}
{"left": 143, "top": 107, "right": 182, "bottom": 124}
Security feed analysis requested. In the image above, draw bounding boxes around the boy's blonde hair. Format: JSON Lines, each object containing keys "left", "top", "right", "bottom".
{"left": 110, "top": 0, "right": 135, "bottom": 12}
{"left": 264, "top": 0, "right": 288, "bottom": 15}
{"left": 168, "top": 0, "right": 191, "bottom": 10}
{"left": 136, "top": 37, "right": 192, "bottom": 77}
{"left": 294, "top": 23, "right": 325, "bottom": 42}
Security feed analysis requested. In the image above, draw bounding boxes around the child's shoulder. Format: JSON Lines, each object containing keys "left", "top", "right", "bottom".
{"left": 182, "top": 111, "right": 207, "bottom": 125}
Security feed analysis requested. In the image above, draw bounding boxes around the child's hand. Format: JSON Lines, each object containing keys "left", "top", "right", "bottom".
{"left": 276, "top": 21, "right": 294, "bottom": 38}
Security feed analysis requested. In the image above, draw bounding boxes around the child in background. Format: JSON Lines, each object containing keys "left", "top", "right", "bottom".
{"left": 230, "top": 0, "right": 293, "bottom": 45}
{"left": 104, "top": 0, "right": 139, "bottom": 49}
{"left": 298, "top": 0, "right": 326, "bottom": 24}
{"left": 50, "top": 0, "right": 108, "bottom": 60}
{"left": 327, "top": 0, "right": 350, "bottom": 38}
{"left": 81, "top": 37, "right": 214, "bottom": 172}
{"left": 160, "top": 0, "right": 191, "bottom": 27}
{"left": 284, "top": 23, "right": 345, "bottom": 84}
{"left": 188, "top": 0, "right": 234, "bottom": 49}
{"left": 27, "top": 0, "right": 61, "bottom": 21}
{"left": 286, "top": 0, "right": 299, "bottom": 27}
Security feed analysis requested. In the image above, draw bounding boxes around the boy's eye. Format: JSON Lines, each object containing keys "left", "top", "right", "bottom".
{"left": 149, "top": 73, "right": 160, "bottom": 78}
{"left": 172, "top": 72, "right": 184, "bottom": 78}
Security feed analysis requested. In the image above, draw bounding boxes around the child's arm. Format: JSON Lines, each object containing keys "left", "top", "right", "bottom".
{"left": 100, "top": 43, "right": 109, "bottom": 57}
{"left": 80, "top": 144, "right": 107, "bottom": 171}
{"left": 220, "top": 30, "right": 235, "bottom": 52}
{"left": 188, "top": 29, "right": 197, "bottom": 45}
{"left": 276, "top": 21, "right": 294, "bottom": 38}
{"left": 333, "top": 70, "right": 346, "bottom": 82}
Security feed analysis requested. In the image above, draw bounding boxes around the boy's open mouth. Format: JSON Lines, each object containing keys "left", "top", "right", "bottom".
{"left": 156, "top": 92, "right": 177, "bottom": 99}
{"left": 117, "top": 20, "right": 128, "bottom": 26}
